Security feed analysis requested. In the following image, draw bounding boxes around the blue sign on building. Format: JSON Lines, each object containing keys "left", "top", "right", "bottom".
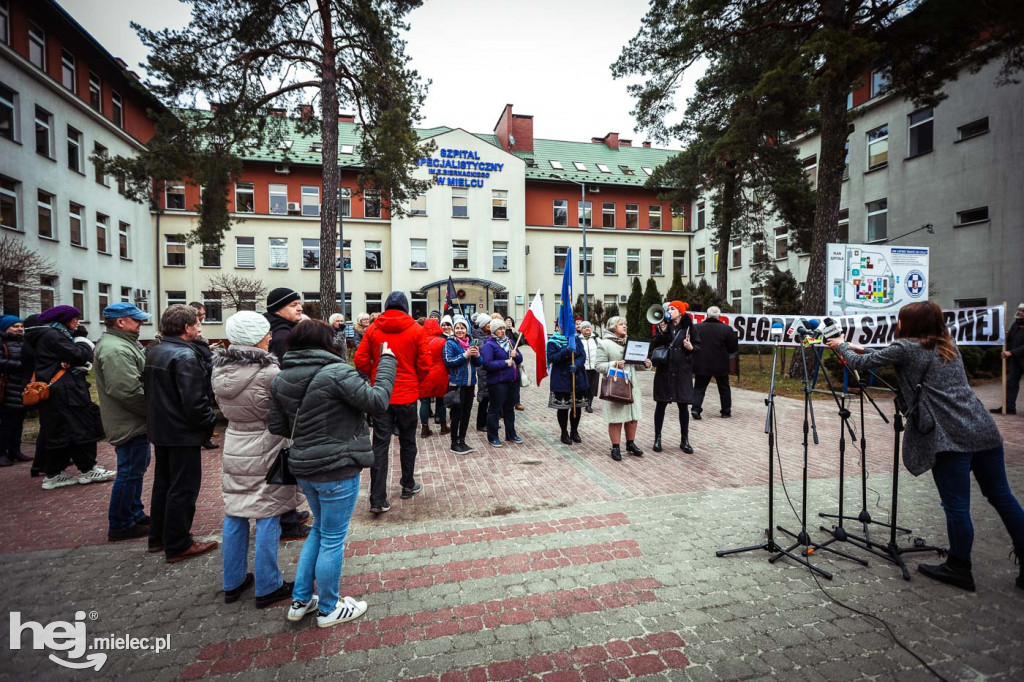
{"left": 419, "top": 148, "right": 505, "bottom": 188}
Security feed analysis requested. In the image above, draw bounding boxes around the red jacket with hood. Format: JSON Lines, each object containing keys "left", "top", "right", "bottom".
{"left": 418, "top": 319, "right": 449, "bottom": 399}
{"left": 354, "top": 310, "right": 430, "bottom": 405}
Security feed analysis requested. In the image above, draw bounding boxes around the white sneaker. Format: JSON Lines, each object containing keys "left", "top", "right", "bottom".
{"left": 287, "top": 595, "right": 319, "bottom": 622}
{"left": 316, "top": 596, "right": 367, "bottom": 628}
{"left": 78, "top": 466, "right": 116, "bottom": 484}
{"left": 42, "top": 473, "right": 80, "bottom": 490}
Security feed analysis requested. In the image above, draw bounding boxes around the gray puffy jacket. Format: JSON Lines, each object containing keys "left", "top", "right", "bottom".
{"left": 269, "top": 349, "right": 396, "bottom": 479}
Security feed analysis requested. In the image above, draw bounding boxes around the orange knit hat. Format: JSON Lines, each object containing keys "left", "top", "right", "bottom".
{"left": 668, "top": 300, "right": 688, "bottom": 315}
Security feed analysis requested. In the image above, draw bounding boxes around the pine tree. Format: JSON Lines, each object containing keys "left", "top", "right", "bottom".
{"left": 666, "top": 271, "right": 686, "bottom": 303}
{"left": 762, "top": 268, "right": 803, "bottom": 314}
{"left": 637, "top": 277, "right": 664, "bottom": 339}
{"left": 625, "top": 277, "right": 644, "bottom": 339}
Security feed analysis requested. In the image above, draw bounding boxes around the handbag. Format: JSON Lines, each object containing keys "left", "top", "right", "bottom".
{"left": 444, "top": 385, "right": 461, "bottom": 409}
{"left": 650, "top": 347, "right": 669, "bottom": 368}
{"left": 519, "top": 365, "right": 530, "bottom": 387}
{"left": 22, "top": 369, "right": 66, "bottom": 407}
{"left": 599, "top": 372, "right": 634, "bottom": 404}
{"left": 266, "top": 379, "right": 310, "bottom": 486}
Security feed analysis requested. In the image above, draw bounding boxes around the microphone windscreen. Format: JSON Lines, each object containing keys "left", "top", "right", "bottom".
{"left": 804, "top": 319, "right": 821, "bottom": 330}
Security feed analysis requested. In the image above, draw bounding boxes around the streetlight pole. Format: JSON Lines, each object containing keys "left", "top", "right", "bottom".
{"left": 550, "top": 174, "right": 589, "bottom": 321}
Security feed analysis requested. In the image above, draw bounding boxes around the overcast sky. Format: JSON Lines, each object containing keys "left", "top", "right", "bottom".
{"left": 61, "top": 0, "right": 700, "bottom": 148}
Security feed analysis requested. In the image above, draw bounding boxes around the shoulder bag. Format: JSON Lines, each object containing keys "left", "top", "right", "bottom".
{"left": 899, "top": 353, "right": 937, "bottom": 435}
{"left": 22, "top": 369, "right": 66, "bottom": 407}
{"left": 266, "top": 376, "right": 312, "bottom": 486}
{"left": 599, "top": 371, "right": 634, "bottom": 404}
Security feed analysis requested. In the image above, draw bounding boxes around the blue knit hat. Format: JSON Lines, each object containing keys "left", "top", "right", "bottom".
{"left": 0, "top": 314, "right": 22, "bottom": 331}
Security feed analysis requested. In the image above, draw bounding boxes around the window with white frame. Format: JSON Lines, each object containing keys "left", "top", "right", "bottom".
{"left": 340, "top": 143, "right": 354, "bottom": 155}
{"left": 301, "top": 185, "right": 319, "bottom": 216}
{"left": 69, "top": 202, "right": 83, "bottom": 246}
{"left": 603, "top": 294, "right": 618, "bottom": 313}
{"left": 33, "top": 189, "right": 56, "bottom": 242}
{"left": 451, "top": 188, "right": 467, "bottom": 218}
{"left": 61, "top": 50, "right": 76, "bottom": 92}
{"left": 641, "top": 166, "right": 654, "bottom": 176}
{"left": 751, "top": 287, "right": 764, "bottom": 314}
{"left": 340, "top": 187, "right": 351, "bottom": 217}
{"left": 165, "top": 182, "right": 185, "bottom": 210}
{"left": 956, "top": 206, "right": 989, "bottom": 226}
{"left": 0, "top": 0, "right": 8, "bottom": 45}
{"left": 578, "top": 200, "right": 592, "bottom": 227}
{"left": 731, "top": 240, "right": 742, "bottom": 268}
{"left": 573, "top": 161, "right": 587, "bottom": 172}
{"left": 697, "top": 248, "right": 706, "bottom": 275}
{"left": 166, "top": 290, "right": 186, "bottom": 308}
{"left": 908, "top": 108, "right": 933, "bottom": 157}
{"left": 364, "top": 240, "right": 382, "bottom": 270}
{"left": 602, "top": 202, "right": 615, "bottom": 228}
{"left": 625, "top": 203, "right": 639, "bottom": 229}
{"left": 753, "top": 240, "right": 766, "bottom": 264}
{"left": 200, "top": 242, "right": 219, "bottom": 267}
{"left": 549, "top": 160, "right": 563, "bottom": 170}
{"left": 118, "top": 222, "right": 130, "bottom": 259}
{"left": 34, "top": 106, "right": 53, "bottom": 158}
{"left": 866, "top": 199, "right": 887, "bottom": 242}
{"left": 364, "top": 189, "right": 381, "bottom": 218}
{"left": 111, "top": 91, "right": 123, "bottom": 128}
{"left": 672, "top": 250, "right": 686, "bottom": 276}
{"left": 67, "top": 126, "right": 83, "bottom": 173}
{"left": 579, "top": 247, "right": 593, "bottom": 275}
{"left": 802, "top": 155, "right": 817, "bottom": 189}
{"left": 837, "top": 209, "right": 849, "bottom": 243}
{"left": 410, "top": 194, "right": 427, "bottom": 216}
{"left": 492, "top": 292, "right": 509, "bottom": 318}
{"left": 554, "top": 246, "right": 568, "bottom": 274}
{"left": 410, "top": 238, "right": 427, "bottom": 269}
{"left": 94, "top": 143, "right": 110, "bottom": 186}
{"left": 775, "top": 228, "right": 788, "bottom": 259}
{"left": 88, "top": 73, "right": 101, "bottom": 112}
{"left": 957, "top": 117, "right": 989, "bottom": 141}
{"left": 627, "top": 248, "right": 640, "bottom": 276}
{"left": 870, "top": 69, "right": 889, "bottom": 97}
{"left": 234, "top": 182, "right": 254, "bottom": 213}
{"left": 553, "top": 199, "right": 568, "bottom": 226}
{"left": 618, "top": 165, "right": 635, "bottom": 175}
{"left": 650, "top": 249, "right": 663, "bottom": 276}
{"left": 269, "top": 238, "right": 288, "bottom": 268}
{"left": 39, "top": 275, "right": 56, "bottom": 311}
{"left": 235, "top": 236, "right": 255, "bottom": 268}
{"left": 301, "top": 238, "right": 320, "bottom": 269}
{"left": 492, "top": 241, "right": 508, "bottom": 271}
{"left": 202, "top": 291, "right": 222, "bottom": 322}
{"left": 843, "top": 138, "right": 850, "bottom": 180}
{"left": 28, "top": 23, "right": 45, "bottom": 69}
{"left": 96, "top": 213, "right": 109, "bottom": 253}
{"left": 492, "top": 189, "right": 508, "bottom": 219}
{"left": 0, "top": 83, "right": 15, "bottom": 142}
{"left": 365, "top": 292, "right": 383, "bottom": 314}
{"left": 731, "top": 289, "right": 742, "bottom": 312}
{"left": 452, "top": 240, "right": 469, "bottom": 270}
{"left": 268, "top": 184, "right": 287, "bottom": 214}
{"left": 338, "top": 239, "right": 350, "bottom": 270}
{"left": 649, "top": 205, "right": 662, "bottom": 231}
{"left": 597, "top": 163, "right": 611, "bottom": 173}
{"left": 696, "top": 201, "right": 706, "bottom": 230}
{"left": 713, "top": 252, "right": 720, "bottom": 272}
{"left": 97, "top": 283, "right": 109, "bottom": 319}
{"left": 72, "top": 279, "right": 86, "bottom": 319}
{"left": 409, "top": 290, "right": 428, "bottom": 319}
{"left": 120, "top": 286, "right": 131, "bottom": 304}
{"left": 603, "top": 248, "right": 617, "bottom": 275}
{"left": 866, "top": 124, "right": 888, "bottom": 170}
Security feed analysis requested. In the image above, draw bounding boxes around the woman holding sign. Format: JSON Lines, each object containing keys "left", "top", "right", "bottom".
{"left": 649, "top": 300, "right": 699, "bottom": 454}
{"left": 594, "top": 316, "right": 651, "bottom": 461}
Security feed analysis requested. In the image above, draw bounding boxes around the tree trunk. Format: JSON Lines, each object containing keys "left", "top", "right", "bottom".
{"left": 318, "top": 0, "right": 340, "bottom": 320}
{"left": 715, "top": 162, "right": 738, "bottom": 300}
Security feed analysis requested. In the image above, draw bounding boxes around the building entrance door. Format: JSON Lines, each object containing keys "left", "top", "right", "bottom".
{"left": 460, "top": 303, "right": 477, "bottom": 318}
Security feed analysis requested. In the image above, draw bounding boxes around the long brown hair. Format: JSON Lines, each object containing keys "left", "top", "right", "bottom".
{"left": 285, "top": 319, "right": 343, "bottom": 358}
{"left": 896, "top": 301, "right": 957, "bottom": 362}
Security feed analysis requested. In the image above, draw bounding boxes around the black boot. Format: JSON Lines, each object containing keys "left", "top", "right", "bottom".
{"left": 1012, "top": 549, "right": 1023, "bottom": 589}
{"left": 585, "top": 399, "right": 594, "bottom": 414}
{"left": 626, "top": 441, "right": 643, "bottom": 457}
{"left": 560, "top": 431, "right": 572, "bottom": 445}
{"left": 570, "top": 431, "right": 582, "bottom": 443}
{"left": 918, "top": 555, "right": 975, "bottom": 592}
{"left": 653, "top": 436, "right": 662, "bottom": 452}
{"left": 680, "top": 432, "right": 694, "bottom": 454}
{"left": 610, "top": 444, "right": 622, "bottom": 461}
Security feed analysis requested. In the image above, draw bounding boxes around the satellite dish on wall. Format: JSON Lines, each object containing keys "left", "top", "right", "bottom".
{"left": 509, "top": 134, "right": 516, "bottom": 146}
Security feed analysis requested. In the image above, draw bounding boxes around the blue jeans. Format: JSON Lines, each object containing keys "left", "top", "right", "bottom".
{"left": 294, "top": 475, "right": 360, "bottom": 613}
{"left": 930, "top": 445, "right": 1024, "bottom": 560}
{"left": 107, "top": 435, "right": 151, "bottom": 532}
{"left": 419, "top": 397, "right": 446, "bottom": 425}
{"left": 222, "top": 515, "right": 283, "bottom": 597}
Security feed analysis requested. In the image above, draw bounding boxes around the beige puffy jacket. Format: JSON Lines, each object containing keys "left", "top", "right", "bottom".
{"left": 212, "top": 345, "right": 303, "bottom": 519}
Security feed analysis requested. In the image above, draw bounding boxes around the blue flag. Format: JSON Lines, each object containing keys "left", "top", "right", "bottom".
{"left": 558, "top": 248, "right": 577, "bottom": 351}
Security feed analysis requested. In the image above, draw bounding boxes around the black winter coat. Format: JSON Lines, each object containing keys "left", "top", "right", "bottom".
{"left": 1007, "top": 319, "right": 1024, "bottom": 359}
{"left": 650, "top": 315, "right": 701, "bottom": 404}
{"left": 144, "top": 336, "right": 217, "bottom": 446}
{"left": 0, "top": 331, "right": 28, "bottom": 409}
{"left": 22, "top": 325, "right": 104, "bottom": 449}
{"left": 692, "top": 318, "right": 738, "bottom": 376}
{"left": 264, "top": 313, "right": 296, "bottom": 360}
{"left": 547, "top": 340, "right": 588, "bottom": 393}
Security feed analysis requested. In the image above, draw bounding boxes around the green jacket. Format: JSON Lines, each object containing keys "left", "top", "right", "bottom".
{"left": 93, "top": 329, "right": 148, "bottom": 445}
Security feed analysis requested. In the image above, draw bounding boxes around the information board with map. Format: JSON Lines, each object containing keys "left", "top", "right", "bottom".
{"left": 826, "top": 243, "right": 929, "bottom": 316}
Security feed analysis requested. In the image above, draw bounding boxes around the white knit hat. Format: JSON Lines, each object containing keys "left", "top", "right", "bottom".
{"left": 489, "top": 318, "right": 507, "bottom": 333}
{"left": 225, "top": 310, "right": 271, "bottom": 346}
{"left": 452, "top": 315, "right": 469, "bottom": 330}
{"left": 440, "top": 315, "right": 453, "bottom": 327}
{"left": 474, "top": 313, "right": 492, "bottom": 329}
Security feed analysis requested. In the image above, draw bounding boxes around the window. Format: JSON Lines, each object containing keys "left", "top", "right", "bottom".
{"left": 69, "top": 202, "right": 83, "bottom": 246}
{"left": 577, "top": 200, "right": 592, "bottom": 227}
{"left": 713, "top": 252, "right": 720, "bottom": 272}
{"left": 269, "top": 184, "right": 288, "bottom": 214}
{"left": 72, "top": 279, "right": 86, "bottom": 318}
{"left": 697, "top": 248, "right": 706, "bottom": 275}
{"left": 410, "top": 238, "right": 427, "bottom": 269}
{"left": 88, "top": 73, "right": 101, "bottom": 112}
{"left": 98, "top": 283, "right": 109, "bottom": 319}
{"left": 340, "top": 143, "right": 354, "bottom": 155}
{"left": 603, "top": 248, "right": 617, "bottom": 275}
{"left": 625, "top": 204, "right": 639, "bottom": 229}
{"left": 0, "top": 83, "right": 15, "bottom": 141}
{"left": 649, "top": 205, "right": 662, "bottom": 231}
{"left": 61, "top": 50, "right": 76, "bottom": 92}
{"left": 731, "top": 289, "right": 742, "bottom": 312}
{"left": 731, "top": 240, "right": 741, "bottom": 268}
{"left": 410, "top": 194, "right": 427, "bottom": 216}
{"left": 35, "top": 106, "right": 53, "bottom": 158}
{"left": 364, "top": 189, "right": 382, "bottom": 218}
{"left": 301, "top": 238, "right": 320, "bottom": 269}
{"left": 120, "top": 286, "right": 131, "bottom": 304}
{"left": 310, "top": 141, "right": 323, "bottom": 153}
{"left": 492, "top": 241, "right": 508, "bottom": 271}
{"left": 166, "top": 290, "right": 186, "bottom": 308}
{"left": 549, "top": 160, "right": 563, "bottom": 170}
{"left": 866, "top": 199, "right": 888, "bottom": 242}
{"left": 365, "top": 292, "right": 383, "bottom": 314}
{"left": 118, "top": 222, "right": 130, "bottom": 259}
{"left": 339, "top": 187, "right": 351, "bottom": 217}
{"left": 0, "top": 178, "right": 18, "bottom": 230}
{"left": 492, "top": 190, "right": 507, "bottom": 219}
{"left": 627, "top": 248, "right": 640, "bottom": 276}
{"left": 200, "top": 242, "right": 219, "bottom": 267}
{"left": 650, "top": 249, "right": 663, "bottom": 276}
{"left": 641, "top": 166, "right": 654, "bottom": 176}
{"left": 956, "top": 206, "right": 989, "bottom": 226}
{"left": 553, "top": 199, "right": 568, "bottom": 226}
{"left": 96, "top": 213, "right": 109, "bottom": 253}
{"left": 28, "top": 23, "right": 45, "bottom": 69}
{"left": 364, "top": 240, "right": 382, "bottom": 270}
{"left": 111, "top": 92, "right": 123, "bottom": 129}
{"left": 451, "top": 187, "right": 467, "bottom": 218}
{"left": 618, "top": 165, "right": 635, "bottom": 175}
{"left": 554, "top": 246, "right": 568, "bottom": 274}
{"left": 672, "top": 250, "right": 686, "bottom": 277}
{"left": 843, "top": 138, "right": 850, "bottom": 180}
{"left": 908, "top": 108, "right": 933, "bottom": 157}
{"left": 405, "top": 290, "right": 426, "bottom": 319}
{"left": 753, "top": 241, "right": 767, "bottom": 264}
{"left": 751, "top": 287, "right": 764, "bottom": 314}
{"left": 837, "top": 209, "right": 849, "bottom": 243}
{"left": 94, "top": 143, "right": 110, "bottom": 186}
{"left": 597, "top": 163, "right": 611, "bottom": 173}
{"left": 36, "top": 190, "right": 54, "bottom": 239}
{"left": 235, "top": 236, "right": 255, "bottom": 268}
{"left": 573, "top": 161, "right": 587, "bottom": 172}
{"left": 39, "top": 275, "right": 57, "bottom": 312}
{"left": 301, "top": 185, "right": 320, "bottom": 216}
{"left": 955, "top": 298, "right": 987, "bottom": 308}
{"left": 164, "top": 234, "right": 185, "bottom": 266}
{"left": 452, "top": 240, "right": 469, "bottom": 270}
{"left": 269, "top": 238, "right": 288, "bottom": 268}
{"left": 601, "top": 202, "right": 615, "bottom": 228}
{"left": 234, "top": 182, "right": 254, "bottom": 213}
{"left": 870, "top": 69, "right": 889, "bottom": 97}
{"left": 866, "top": 125, "right": 888, "bottom": 170}
{"left": 0, "top": 0, "right": 7, "bottom": 45}
{"left": 802, "top": 155, "right": 817, "bottom": 189}
{"left": 579, "top": 247, "right": 593, "bottom": 275}
{"left": 957, "top": 117, "right": 989, "bottom": 141}
{"left": 492, "top": 292, "right": 509, "bottom": 318}
{"left": 66, "top": 126, "right": 84, "bottom": 173}
{"left": 696, "top": 202, "right": 706, "bottom": 230}
{"left": 603, "top": 295, "right": 618, "bottom": 313}
{"left": 202, "top": 291, "right": 222, "bottom": 323}
{"left": 775, "top": 228, "right": 788, "bottom": 259}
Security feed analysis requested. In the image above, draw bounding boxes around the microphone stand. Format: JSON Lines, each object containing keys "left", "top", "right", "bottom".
{"left": 716, "top": 335, "right": 824, "bottom": 577}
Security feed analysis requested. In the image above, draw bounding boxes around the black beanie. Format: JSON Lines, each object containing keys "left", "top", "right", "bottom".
{"left": 384, "top": 291, "right": 410, "bottom": 314}
{"left": 267, "top": 287, "right": 301, "bottom": 313}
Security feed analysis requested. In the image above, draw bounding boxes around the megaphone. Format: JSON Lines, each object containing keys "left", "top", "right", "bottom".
{"left": 646, "top": 304, "right": 666, "bottom": 325}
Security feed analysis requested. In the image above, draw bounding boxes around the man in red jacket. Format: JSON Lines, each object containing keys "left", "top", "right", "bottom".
{"left": 355, "top": 291, "right": 432, "bottom": 513}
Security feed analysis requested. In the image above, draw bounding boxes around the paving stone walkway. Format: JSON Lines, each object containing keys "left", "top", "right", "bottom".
{"left": 2, "top": 354, "right": 1023, "bottom": 680}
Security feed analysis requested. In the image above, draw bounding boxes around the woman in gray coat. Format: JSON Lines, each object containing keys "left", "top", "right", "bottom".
{"left": 594, "top": 316, "right": 652, "bottom": 461}
{"left": 827, "top": 301, "right": 1024, "bottom": 592}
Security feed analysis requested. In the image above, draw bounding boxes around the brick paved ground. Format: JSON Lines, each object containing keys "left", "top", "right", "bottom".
{"left": 2, "top": 350, "right": 1023, "bottom": 680}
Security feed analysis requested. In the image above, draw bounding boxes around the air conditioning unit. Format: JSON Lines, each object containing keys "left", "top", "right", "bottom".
{"left": 274, "top": 164, "right": 291, "bottom": 174}
{"left": 618, "top": 294, "right": 628, "bottom": 304}
{"left": 287, "top": 202, "right": 300, "bottom": 213}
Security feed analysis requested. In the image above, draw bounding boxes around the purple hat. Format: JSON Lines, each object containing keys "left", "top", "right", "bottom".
{"left": 38, "top": 305, "right": 82, "bottom": 325}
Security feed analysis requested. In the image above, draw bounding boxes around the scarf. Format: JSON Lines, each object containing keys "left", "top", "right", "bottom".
{"left": 496, "top": 335, "right": 512, "bottom": 355}
{"left": 608, "top": 333, "right": 627, "bottom": 348}
{"left": 549, "top": 331, "right": 568, "bottom": 350}
{"left": 456, "top": 334, "right": 470, "bottom": 350}
{"left": 51, "top": 322, "right": 74, "bottom": 340}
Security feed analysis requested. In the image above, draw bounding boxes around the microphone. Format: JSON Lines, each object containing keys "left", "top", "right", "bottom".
{"left": 819, "top": 317, "right": 843, "bottom": 342}
{"left": 769, "top": 321, "right": 785, "bottom": 339}
{"left": 791, "top": 319, "right": 821, "bottom": 341}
